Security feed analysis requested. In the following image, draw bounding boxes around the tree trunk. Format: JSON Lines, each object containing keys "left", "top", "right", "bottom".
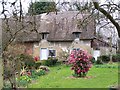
{"left": 109, "top": 37, "right": 113, "bottom": 63}
{"left": 118, "top": 38, "right": 120, "bottom": 53}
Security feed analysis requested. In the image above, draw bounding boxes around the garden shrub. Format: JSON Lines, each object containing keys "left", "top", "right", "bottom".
{"left": 18, "top": 75, "right": 31, "bottom": 87}
{"left": 96, "top": 54, "right": 120, "bottom": 63}
{"left": 99, "top": 55, "right": 110, "bottom": 63}
{"left": 68, "top": 50, "right": 92, "bottom": 77}
{"left": 18, "top": 54, "right": 35, "bottom": 69}
{"left": 96, "top": 57, "right": 103, "bottom": 64}
{"left": 35, "top": 69, "right": 46, "bottom": 76}
{"left": 17, "top": 69, "right": 46, "bottom": 87}
{"left": 30, "top": 70, "right": 38, "bottom": 80}
{"left": 42, "top": 57, "right": 58, "bottom": 66}
{"left": 34, "top": 61, "right": 41, "bottom": 69}
{"left": 3, "top": 81, "right": 12, "bottom": 88}
{"left": 90, "top": 57, "right": 96, "bottom": 64}
{"left": 112, "top": 54, "right": 120, "bottom": 62}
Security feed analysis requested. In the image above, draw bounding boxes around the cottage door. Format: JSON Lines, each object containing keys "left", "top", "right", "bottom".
{"left": 40, "top": 48, "right": 48, "bottom": 60}
{"left": 93, "top": 50, "right": 100, "bottom": 61}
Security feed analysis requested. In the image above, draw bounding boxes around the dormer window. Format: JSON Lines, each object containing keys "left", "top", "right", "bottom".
{"left": 75, "top": 33, "right": 80, "bottom": 38}
{"left": 72, "top": 32, "right": 81, "bottom": 39}
{"left": 41, "top": 33, "right": 47, "bottom": 39}
{"left": 41, "top": 32, "right": 49, "bottom": 40}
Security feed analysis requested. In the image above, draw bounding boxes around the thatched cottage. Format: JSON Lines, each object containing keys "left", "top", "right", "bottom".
{"left": 1, "top": 11, "right": 116, "bottom": 60}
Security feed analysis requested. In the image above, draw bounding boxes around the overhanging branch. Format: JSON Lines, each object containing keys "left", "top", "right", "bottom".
{"left": 92, "top": 1, "right": 120, "bottom": 37}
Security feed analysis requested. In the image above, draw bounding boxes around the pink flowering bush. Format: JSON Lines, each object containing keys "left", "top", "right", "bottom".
{"left": 68, "top": 50, "right": 92, "bottom": 77}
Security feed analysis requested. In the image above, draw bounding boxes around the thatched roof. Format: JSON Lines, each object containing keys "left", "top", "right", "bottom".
{"left": 2, "top": 11, "right": 96, "bottom": 42}
{"left": 91, "top": 37, "right": 116, "bottom": 49}
{"left": 39, "top": 11, "right": 95, "bottom": 41}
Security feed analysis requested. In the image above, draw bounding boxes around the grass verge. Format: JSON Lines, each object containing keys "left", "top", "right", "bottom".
{"left": 28, "top": 63, "right": 118, "bottom": 88}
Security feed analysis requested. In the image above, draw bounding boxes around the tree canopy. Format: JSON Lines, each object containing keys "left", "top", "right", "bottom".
{"left": 28, "top": 1, "right": 57, "bottom": 15}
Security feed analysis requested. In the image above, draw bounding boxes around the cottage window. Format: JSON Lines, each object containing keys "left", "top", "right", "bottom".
{"left": 75, "top": 33, "right": 80, "bottom": 38}
{"left": 49, "top": 50, "right": 56, "bottom": 57}
{"left": 73, "top": 32, "right": 81, "bottom": 39}
{"left": 73, "top": 48, "right": 80, "bottom": 51}
{"left": 40, "top": 32, "right": 49, "bottom": 40}
{"left": 41, "top": 33, "right": 48, "bottom": 39}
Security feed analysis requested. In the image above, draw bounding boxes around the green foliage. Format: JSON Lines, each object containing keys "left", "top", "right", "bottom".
{"left": 34, "top": 61, "right": 41, "bottom": 69}
{"left": 35, "top": 69, "right": 46, "bottom": 76}
{"left": 30, "top": 70, "right": 38, "bottom": 80}
{"left": 19, "top": 75, "right": 31, "bottom": 82}
{"left": 72, "top": 73, "right": 79, "bottom": 77}
{"left": 42, "top": 57, "right": 58, "bottom": 66}
{"left": 96, "top": 57, "right": 103, "bottom": 64}
{"left": 112, "top": 54, "right": 120, "bottom": 62}
{"left": 3, "top": 81, "right": 11, "bottom": 88}
{"left": 99, "top": 55, "right": 110, "bottom": 63}
{"left": 96, "top": 54, "right": 120, "bottom": 64}
{"left": 17, "top": 68, "right": 47, "bottom": 87}
{"left": 18, "top": 54, "right": 35, "bottom": 69}
{"left": 18, "top": 75, "right": 31, "bottom": 87}
{"left": 16, "top": 68, "right": 47, "bottom": 87}
{"left": 28, "top": 1, "right": 56, "bottom": 15}
{"left": 90, "top": 57, "right": 96, "bottom": 64}
{"left": 94, "top": 63, "right": 118, "bottom": 68}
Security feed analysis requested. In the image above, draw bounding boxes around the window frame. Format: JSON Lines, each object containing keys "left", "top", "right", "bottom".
{"left": 48, "top": 49, "right": 56, "bottom": 57}
{"left": 73, "top": 48, "right": 80, "bottom": 51}
{"left": 75, "top": 33, "right": 80, "bottom": 38}
{"left": 41, "top": 33, "right": 48, "bottom": 40}
{"left": 73, "top": 32, "right": 81, "bottom": 39}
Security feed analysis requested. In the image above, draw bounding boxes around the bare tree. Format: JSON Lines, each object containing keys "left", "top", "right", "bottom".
{"left": 1, "top": 0, "right": 39, "bottom": 88}
{"left": 92, "top": 1, "right": 120, "bottom": 53}
{"left": 62, "top": 1, "right": 120, "bottom": 53}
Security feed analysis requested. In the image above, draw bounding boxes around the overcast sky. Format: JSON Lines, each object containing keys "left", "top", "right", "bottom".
{"left": 0, "top": 0, "right": 119, "bottom": 17}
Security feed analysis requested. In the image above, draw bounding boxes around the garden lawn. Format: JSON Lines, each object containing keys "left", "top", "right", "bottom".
{"left": 28, "top": 63, "right": 119, "bottom": 88}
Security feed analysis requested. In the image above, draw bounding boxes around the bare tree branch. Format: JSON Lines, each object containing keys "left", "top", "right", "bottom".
{"left": 92, "top": 1, "right": 120, "bottom": 37}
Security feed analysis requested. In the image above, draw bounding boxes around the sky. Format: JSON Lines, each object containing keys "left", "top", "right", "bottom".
{"left": 0, "top": 0, "right": 31, "bottom": 16}
{"left": 0, "top": 0, "right": 119, "bottom": 17}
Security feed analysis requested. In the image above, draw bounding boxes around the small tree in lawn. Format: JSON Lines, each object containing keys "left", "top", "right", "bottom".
{"left": 68, "top": 50, "right": 92, "bottom": 77}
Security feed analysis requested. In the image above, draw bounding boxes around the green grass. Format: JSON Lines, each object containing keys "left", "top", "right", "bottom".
{"left": 28, "top": 63, "right": 118, "bottom": 88}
